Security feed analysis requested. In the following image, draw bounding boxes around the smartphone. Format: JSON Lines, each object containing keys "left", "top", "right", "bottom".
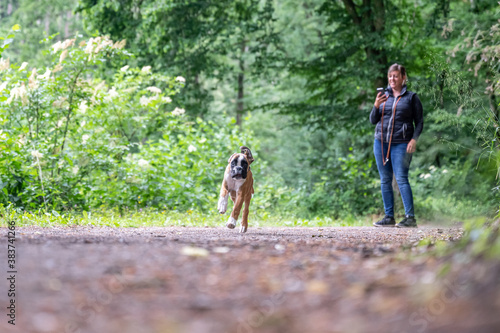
{"left": 376, "top": 87, "right": 385, "bottom": 94}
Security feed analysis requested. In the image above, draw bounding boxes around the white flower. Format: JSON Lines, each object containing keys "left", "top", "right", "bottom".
{"left": 78, "top": 100, "right": 88, "bottom": 114}
{"left": 31, "top": 150, "right": 43, "bottom": 159}
{"left": 0, "top": 81, "right": 7, "bottom": 92}
{"left": 85, "top": 38, "right": 95, "bottom": 54}
{"left": 52, "top": 98, "right": 67, "bottom": 109}
{"left": 112, "top": 40, "right": 126, "bottom": 49}
{"left": 56, "top": 118, "right": 65, "bottom": 128}
{"left": 80, "top": 120, "right": 86, "bottom": 127}
{"left": 188, "top": 144, "right": 196, "bottom": 152}
{"left": 82, "top": 134, "right": 90, "bottom": 144}
{"left": 175, "top": 76, "right": 185, "bottom": 83}
{"left": 59, "top": 50, "right": 68, "bottom": 63}
{"left": 423, "top": 173, "right": 431, "bottom": 179}
{"left": 104, "top": 87, "right": 119, "bottom": 102}
{"left": 93, "top": 81, "right": 106, "bottom": 96}
{"left": 429, "top": 165, "right": 437, "bottom": 172}
{"left": 94, "top": 37, "right": 113, "bottom": 53}
{"left": 442, "top": 169, "right": 448, "bottom": 174}
{"left": 199, "top": 137, "right": 207, "bottom": 143}
{"left": 162, "top": 96, "right": 172, "bottom": 103}
{"left": 85, "top": 37, "right": 97, "bottom": 61}
{"left": 6, "top": 84, "right": 28, "bottom": 106}
{"left": 138, "top": 159, "right": 149, "bottom": 167}
{"left": 18, "top": 62, "right": 28, "bottom": 71}
{"left": 53, "top": 39, "right": 75, "bottom": 52}
{"left": 140, "top": 96, "right": 149, "bottom": 106}
{"left": 146, "top": 86, "right": 162, "bottom": 94}
{"left": 62, "top": 38, "right": 75, "bottom": 49}
{"left": 109, "top": 87, "right": 119, "bottom": 98}
{"left": 18, "top": 136, "right": 26, "bottom": 146}
{"left": 39, "top": 69, "right": 51, "bottom": 80}
{"left": 72, "top": 166, "right": 79, "bottom": 175}
{"left": 52, "top": 41, "right": 63, "bottom": 53}
{"left": 52, "top": 64, "right": 63, "bottom": 73}
{"left": 120, "top": 65, "right": 129, "bottom": 72}
{"left": 28, "top": 68, "right": 38, "bottom": 89}
{"left": 0, "top": 58, "right": 10, "bottom": 71}
{"left": 172, "top": 107, "right": 185, "bottom": 116}
{"left": 141, "top": 66, "right": 151, "bottom": 73}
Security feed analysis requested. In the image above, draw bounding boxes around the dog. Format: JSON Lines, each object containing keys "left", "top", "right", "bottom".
{"left": 218, "top": 146, "right": 254, "bottom": 233}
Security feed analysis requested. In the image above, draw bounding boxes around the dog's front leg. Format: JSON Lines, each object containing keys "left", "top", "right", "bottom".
{"left": 227, "top": 192, "right": 244, "bottom": 229}
{"left": 218, "top": 180, "right": 229, "bottom": 215}
{"left": 240, "top": 194, "right": 251, "bottom": 233}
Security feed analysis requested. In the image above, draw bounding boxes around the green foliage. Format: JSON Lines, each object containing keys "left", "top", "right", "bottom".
{"left": 0, "top": 24, "right": 20, "bottom": 57}
{"left": 0, "top": 203, "right": 366, "bottom": 228}
{"left": 412, "top": 161, "right": 499, "bottom": 220}
{"left": 77, "top": 0, "right": 277, "bottom": 117}
{"left": 92, "top": 115, "right": 255, "bottom": 210}
{"left": 1, "top": 0, "right": 499, "bottom": 222}
{"left": 0, "top": 0, "right": 85, "bottom": 67}
{"left": 300, "top": 149, "right": 379, "bottom": 218}
{"left": 0, "top": 34, "right": 254, "bottom": 212}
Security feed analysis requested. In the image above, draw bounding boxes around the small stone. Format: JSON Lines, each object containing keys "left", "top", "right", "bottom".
{"left": 181, "top": 246, "right": 209, "bottom": 257}
{"left": 213, "top": 247, "right": 230, "bottom": 253}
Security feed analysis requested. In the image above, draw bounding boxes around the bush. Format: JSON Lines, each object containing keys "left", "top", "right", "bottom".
{"left": 0, "top": 33, "right": 256, "bottom": 211}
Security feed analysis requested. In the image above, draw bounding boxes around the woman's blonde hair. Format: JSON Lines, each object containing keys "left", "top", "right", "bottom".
{"left": 388, "top": 63, "right": 406, "bottom": 77}
{"left": 388, "top": 63, "right": 407, "bottom": 84}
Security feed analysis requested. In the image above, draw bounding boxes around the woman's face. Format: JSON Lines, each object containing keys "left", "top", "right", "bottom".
{"left": 388, "top": 70, "right": 405, "bottom": 91}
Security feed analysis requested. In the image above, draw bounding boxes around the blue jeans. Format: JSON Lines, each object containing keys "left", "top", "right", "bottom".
{"left": 373, "top": 139, "right": 414, "bottom": 217}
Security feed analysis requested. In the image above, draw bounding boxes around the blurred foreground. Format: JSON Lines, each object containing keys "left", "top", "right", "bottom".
{"left": 1, "top": 226, "right": 499, "bottom": 333}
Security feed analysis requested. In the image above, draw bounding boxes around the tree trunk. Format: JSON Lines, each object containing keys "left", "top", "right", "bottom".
{"left": 341, "top": 0, "right": 400, "bottom": 212}
{"left": 65, "top": 11, "right": 72, "bottom": 37}
{"left": 45, "top": 14, "right": 50, "bottom": 35}
{"left": 236, "top": 40, "right": 245, "bottom": 127}
{"left": 341, "top": 0, "right": 387, "bottom": 87}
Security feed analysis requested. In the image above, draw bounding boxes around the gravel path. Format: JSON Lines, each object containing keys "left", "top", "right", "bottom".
{"left": 1, "top": 225, "right": 499, "bottom": 333}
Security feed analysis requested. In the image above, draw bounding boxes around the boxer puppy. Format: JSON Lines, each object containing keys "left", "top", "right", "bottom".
{"left": 218, "top": 146, "right": 254, "bottom": 233}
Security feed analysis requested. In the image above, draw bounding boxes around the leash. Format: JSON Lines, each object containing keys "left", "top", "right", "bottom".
{"left": 380, "top": 95, "right": 402, "bottom": 166}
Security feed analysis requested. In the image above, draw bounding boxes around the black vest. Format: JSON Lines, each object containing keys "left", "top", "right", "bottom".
{"left": 374, "top": 86, "right": 416, "bottom": 143}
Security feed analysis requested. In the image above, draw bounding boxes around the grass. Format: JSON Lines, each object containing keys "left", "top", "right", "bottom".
{"left": 0, "top": 205, "right": 369, "bottom": 228}
{"left": 0, "top": 196, "right": 491, "bottom": 229}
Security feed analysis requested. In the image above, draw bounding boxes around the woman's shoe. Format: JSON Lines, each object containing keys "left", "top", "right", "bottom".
{"left": 396, "top": 215, "right": 418, "bottom": 228}
{"left": 373, "top": 215, "right": 396, "bottom": 227}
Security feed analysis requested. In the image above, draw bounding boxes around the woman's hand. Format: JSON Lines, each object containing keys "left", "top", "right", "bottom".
{"left": 374, "top": 92, "right": 388, "bottom": 109}
{"left": 407, "top": 139, "right": 417, "bottom": 153}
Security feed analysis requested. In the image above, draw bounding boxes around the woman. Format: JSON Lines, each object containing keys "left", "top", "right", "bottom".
{"left": 370, "top": 63, "right": 423, "bottom": 228}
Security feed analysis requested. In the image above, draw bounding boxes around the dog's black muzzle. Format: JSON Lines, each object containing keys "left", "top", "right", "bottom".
{"left": 230, "top": 166, "right": 246, "bottom": 180}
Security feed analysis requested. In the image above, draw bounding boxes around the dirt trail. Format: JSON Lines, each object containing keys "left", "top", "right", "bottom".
{"left": 1, "top": 225, "right": 499, "bottom": 333}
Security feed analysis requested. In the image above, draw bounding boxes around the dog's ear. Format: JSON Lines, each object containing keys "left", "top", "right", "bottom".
{"left": 240, "top": 146, "right": 254, "bottom": 164}
{"left": 228, "top": 153, "right": 238, "bottom": 163}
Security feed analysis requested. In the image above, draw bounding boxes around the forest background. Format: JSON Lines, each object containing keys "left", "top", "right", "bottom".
{"left": 0, "top": 0, "right": 499, "bottom": 227}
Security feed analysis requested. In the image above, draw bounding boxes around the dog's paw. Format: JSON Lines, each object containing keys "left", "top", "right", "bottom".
{"left": 218, "top": 196, "right": 228, "bottom": 214}
{"left": 239, "top": 225, "right": 248, "bottom": 233}
{"left": 226, "top": 217, "right": 237, "bottom": 229}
